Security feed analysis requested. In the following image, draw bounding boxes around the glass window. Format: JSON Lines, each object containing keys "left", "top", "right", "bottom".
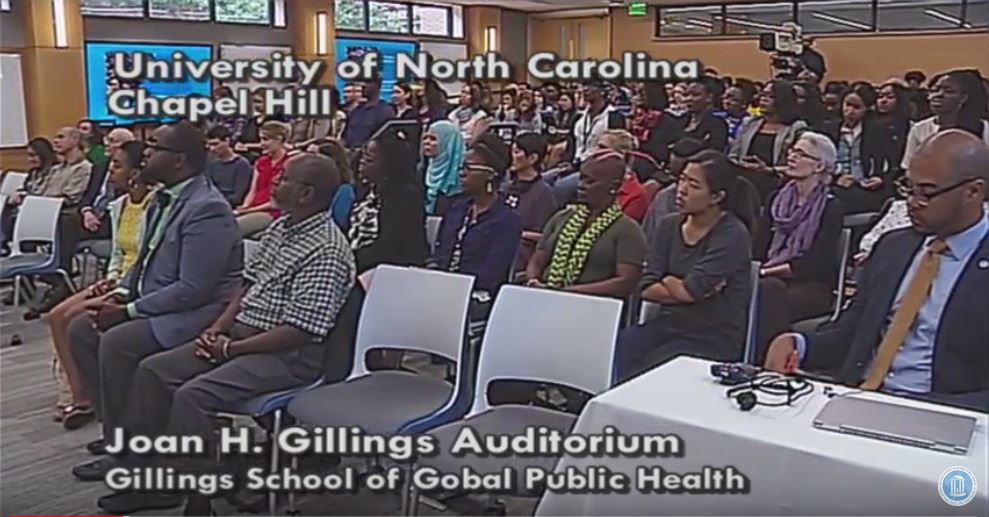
{"left": 413, "top": 4, "right": 450, "bottom": 36}
{"left": 369, "top": 1, "right": 410, "bottom": 33}
{"left": 149, "top": 0, "right": 210, "bottom": 20}
{"left": 335, "top": 0, "right": 366, "bottom": 31}
{"left": 657, "top": 5, "right": 725, "bottom": 37}
{"left": 80, "top": 0, "right": 145, "bottom": 17}
{"left": 798, "top": 0, "right": 874, "bottom": 33}
{"left": 877, "top": 0, "right": 965, "bottom": 30}
{"left": 723, "top": 2, "right": 795, "bottom": 35}
{"left": 451, "top": 5, "right": 464, "bottom": 38}
{"left": 215, "top": 0, "right": 270, "bottom": 24}
{"left": 964, "top": 0, "right": 987, "bottom": 27}
{"left": 1, "top": 0, "right": 10, "bottom": 12}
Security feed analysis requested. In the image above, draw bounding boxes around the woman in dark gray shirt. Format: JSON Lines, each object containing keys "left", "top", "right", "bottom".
{"left": 617, "top": 150, "right": 753, "bottom": 382}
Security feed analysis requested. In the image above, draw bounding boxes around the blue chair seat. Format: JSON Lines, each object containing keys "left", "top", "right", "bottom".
{"left": 0, "top": 253, "right": 55, "bottom": 278}
{"left": 231, "top": 380, "right": 322, "bottom": 417}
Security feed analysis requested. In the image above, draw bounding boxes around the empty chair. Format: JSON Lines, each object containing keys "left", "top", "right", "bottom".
{"left": 0, "top": 171, "right": 28, "bottom": 196}
{"left": 403, "top": 286, "right": 624, "bottom": 514}
{"left": 0, "top": 196, "right": 74, "bottom": 304}
{"left": 288, "top": 265, "right": 475, "bottom": 437}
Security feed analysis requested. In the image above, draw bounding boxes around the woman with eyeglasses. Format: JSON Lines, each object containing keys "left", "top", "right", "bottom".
{"left": 754, "top": 132, "right": 846, "bottom": 359}
{"left": 429, "top": 143, "right": 522, "bottom": 294}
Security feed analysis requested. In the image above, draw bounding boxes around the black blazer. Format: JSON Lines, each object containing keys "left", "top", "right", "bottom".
{"left": 821, "top": 117, "right": 895, "bottom": 182}
{"left": 806, "top": 228, "right": 989, "bottom": 411}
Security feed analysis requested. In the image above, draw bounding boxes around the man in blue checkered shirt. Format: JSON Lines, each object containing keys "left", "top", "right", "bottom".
{"left": 83, "top": 153, "right": 357, "bottom": 514}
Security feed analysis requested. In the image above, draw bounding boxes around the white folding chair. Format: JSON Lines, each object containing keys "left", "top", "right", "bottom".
{"left": 288, "top": 265, "right": 475, "bottom": 440}
{"left": 0, "top": 196, "right": 73, "bottom": 305}
{"left": 403, "top": 286, "right": 624, "bottom": 515}
{"left": 0, "top": 172, "right": 28, "bottom": 196}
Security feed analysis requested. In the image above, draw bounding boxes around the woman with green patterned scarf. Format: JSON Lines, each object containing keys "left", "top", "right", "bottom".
{"left": 524, "top": 149, "right": 647, "bottom": 299}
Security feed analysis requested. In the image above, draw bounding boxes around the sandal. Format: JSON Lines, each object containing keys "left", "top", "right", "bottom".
{"left": 62, "top": 405, "right": 95, "bottom": 430}
{"left": 53, "top": 405, "right": 69, "bottom": 423}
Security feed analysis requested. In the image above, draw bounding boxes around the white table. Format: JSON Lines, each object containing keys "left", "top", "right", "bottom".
{"left": 536, "top": 356, "right": 988, "bottom": 516}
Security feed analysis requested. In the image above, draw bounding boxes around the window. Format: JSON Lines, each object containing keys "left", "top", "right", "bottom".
{"left": 335, "top": 0, "right": 366, "bottom": 30}
{"left": 368, "top": 1, "right": 410, "bottom": 33}
{"left": 877, "top": 0, "right": 965, "bottom": 30}
{"left": 451, "top": 5, "right": 464, "bottom": 37}
{"left": 657, "top": 5, "right": 726, "bottom": 36}
{"left": 0, "top": 0, "right": 10, "bottom": 12}
{"left": 798, "top": 0, "right": 874, "bottom": 33}
{"left": 722, "top": 2, "right": 795, "bottom": 35}
{"left": 965, "top": 0, "right": 987, "bottom": 26}
{"left": 215, "top": 0, "right": 270, "bottom": 24}
{"left": 413, "top": 4, "right": 449, "bottom": 36}
{"left": 80, "top": 0, "right": 144, "bottom": 17}
{"left": 149, "top": 0, "right": 210, "bottom": 21}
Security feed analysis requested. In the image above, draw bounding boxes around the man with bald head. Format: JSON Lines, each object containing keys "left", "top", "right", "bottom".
{"left": 765, "top": 129, "right": 989, "bottom": 411}
{"left": 88, "top": 153, "right": 356, "bottom": 513}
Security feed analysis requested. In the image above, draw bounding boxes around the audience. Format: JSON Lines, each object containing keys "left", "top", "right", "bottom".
{"left": 349, "top": 130, "right": 429, "bottom": 273}
{"left": 311, "top": 139, "right": 357, "bottom": 232}
{"left": 2, "top": 137, "right": 58, "bottom": 243}
{"left": 765, "top": 130, "right": 988, "bottom": 411}
{"left": 503, "top": 133, "right": 558, "bottom": 269}
{"left": 526, "top": 149, "right": 646, "bottom": 299}
{"left": 596, "top": 130, "right": 649, "bottom": 222}
{"left": 824, "top": 85, "right": 892, "bottom": 213}
{"left": 902, "top": 69, "right": 989, "bottom": 170}
{"left": 77, "top": 119, "right": 106, "bottom": 165}
{"left": 680, "top": 77, "right": 729, "bottom": 151}
{"left": 423, "top": 120, "right": 467, "bottom": 215}
{"left": 731, "top": 80, "right": 809, "bottom": 203}
{"left": 448, "top": 84, "right": 489, "bottom": 140}
{"left": 343, "top": 76, "right": 395, "bottom": 149}
{"left": 430, "top": 157, "right": 522, "bottom": 293}
{"left": 391, "top": 82, "right": 417, "bottom": 120}
{"left": 875, "top": 80, "right": 911, "bottom": 173}
{"left": 205, "top": 126, "right": 252, "bottom": 208}
{"left": 94, "top": 154, "right": 356, "bottom": 513}
{"left": 617, "top": 150, "right": 753, "bottom": 381}
{"left": 236, "top": 121, "right": 290, "bottom": 237}
{"left": 516, "top": 93, "right": 545, "bottom": 134}
{"left": 69, "top": 122, "right": 243, "bottom": 482}
{"left": 419, "top": 79, "right": 450, "bottom": 124}
{"left": 46, "top": 141, "right": 152, "bottom": 430}
{"left": 642, "top": 138, "right": 705, "bottom": 243}
{"left": 755, "top": 132, "right": 846, "bottom": 357}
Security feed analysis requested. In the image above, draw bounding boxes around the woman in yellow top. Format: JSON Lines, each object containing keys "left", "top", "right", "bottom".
{"left": 48, "top": 140, "right": 153, "bottom": 429}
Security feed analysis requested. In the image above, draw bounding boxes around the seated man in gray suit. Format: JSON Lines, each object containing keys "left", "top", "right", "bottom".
{"left": 92, "top": 154, "right": 356, "bottom": 514}
{"left": 69, "top": 121, "right": 243, "bottom": 478}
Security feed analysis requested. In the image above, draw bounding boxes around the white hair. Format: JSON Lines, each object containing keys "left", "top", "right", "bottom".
{"left": 797, "top": 131, "right": 837, "bottom": 175}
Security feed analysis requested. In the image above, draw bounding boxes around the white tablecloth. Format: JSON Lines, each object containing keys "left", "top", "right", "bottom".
{"left": 535, "top": 356, "right": 988, "bottom": 516}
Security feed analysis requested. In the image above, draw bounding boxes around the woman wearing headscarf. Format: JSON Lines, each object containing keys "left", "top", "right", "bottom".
{"left": 754, "top": 132, "right": 845, "bottom": 358}
{"left": 422, "top": 120, "right": 467, "bottom": 215}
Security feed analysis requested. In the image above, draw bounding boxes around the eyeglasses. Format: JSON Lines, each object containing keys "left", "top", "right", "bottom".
{"left": 789, "top": 148, "right": 820, "bottom": 162}
{"left": 896, "top": 177, "right": 977, "bottom": 204}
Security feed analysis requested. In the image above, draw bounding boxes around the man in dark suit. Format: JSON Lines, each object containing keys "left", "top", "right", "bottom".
{"left": 765, "top": 130, "right": 989, "bottom": 411}
{"left": 69, "top": 122, "right": 243, "bottom": 478}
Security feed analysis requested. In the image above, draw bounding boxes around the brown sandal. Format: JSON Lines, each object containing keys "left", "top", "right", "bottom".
{"left": 62, "top": 405, "right": 94, "bottom": 430}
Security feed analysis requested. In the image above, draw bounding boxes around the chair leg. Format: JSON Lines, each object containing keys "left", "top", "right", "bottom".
{"left": 286, "top": 455, "right": 299, "bottom": 515}
{"left": 12, "top": 276, "right": 20, "bottom": 307}
{"left": 267, "top": 409, "right": 282, "bottom": 516}
{"left": 401, "top": 462, "right": 419, "bottom": 516}
{"left": 57, "top": 269, "right": 77, "bottom": 293}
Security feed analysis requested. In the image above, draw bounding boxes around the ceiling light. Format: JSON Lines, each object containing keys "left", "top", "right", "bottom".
{"left": 923, "top": 8, "right": 971, "bottom": 28}
{"left": 812, "top": 12, "right": 871, "bottom": 30}
{"left": 716, "top": 15, "right": 785, "bottom": 32}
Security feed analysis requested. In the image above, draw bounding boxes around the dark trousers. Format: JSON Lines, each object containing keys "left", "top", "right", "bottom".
{"left": 68, "top": 315, "right": 162, "bottom": 436}
{"left": 121, "top": 323, "right": 320, "bottom": 445}
{"left": 756, "top": 277, "right": 833, "bottom": 363}
{"left": 616, "top": 317, "right": 740, "bottom": 383}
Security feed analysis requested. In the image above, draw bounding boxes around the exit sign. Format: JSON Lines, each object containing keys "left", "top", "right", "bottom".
{"left": 627, "top": 2, "right": 647, "bottom": 16}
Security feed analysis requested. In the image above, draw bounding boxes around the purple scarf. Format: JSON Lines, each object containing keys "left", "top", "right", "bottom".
{"left": 766, "top": 181, "right": 829, "bottom": 267}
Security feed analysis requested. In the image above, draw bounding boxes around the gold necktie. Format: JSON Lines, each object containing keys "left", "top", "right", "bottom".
{"left": 860, "top": 239, "right": 948, "bottom": 390}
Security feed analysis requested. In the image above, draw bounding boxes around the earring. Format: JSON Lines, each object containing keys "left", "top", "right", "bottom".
{"left": 486, "top": 182, "right": 494, "bottom": 194}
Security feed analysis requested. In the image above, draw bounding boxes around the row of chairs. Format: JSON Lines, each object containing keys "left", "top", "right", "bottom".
{"left": 211, "top": 264, "right": 624, "bottom": 515}
{"left": 0, "top": 195, "right": 76, "bottom": 305}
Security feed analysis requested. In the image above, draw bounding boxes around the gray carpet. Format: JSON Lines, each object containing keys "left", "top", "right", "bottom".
{"left": 0, "top": 292, "right": 536, "bottom": 516}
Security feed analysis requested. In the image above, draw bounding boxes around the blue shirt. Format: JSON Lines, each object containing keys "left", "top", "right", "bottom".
{"left": 797, "top": 214, "right": 989, "bottom": 394}
{"left": 342, "top": 101, "right": 395, "bottom": 148}
{"left": 330, "top": 183, "right": 356, "bottom": 233}
{"left": 431, "top": 198, "right": 522, "bottom": 293}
